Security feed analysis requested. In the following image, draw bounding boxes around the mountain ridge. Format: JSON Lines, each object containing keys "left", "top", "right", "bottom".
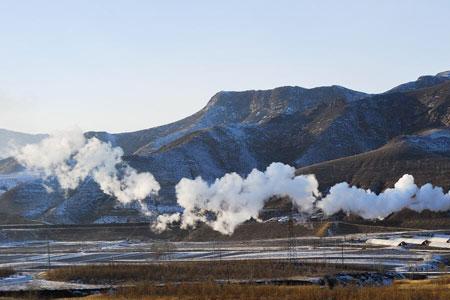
{"left": 1, "top": 70, "right": 449, "bottom": 224}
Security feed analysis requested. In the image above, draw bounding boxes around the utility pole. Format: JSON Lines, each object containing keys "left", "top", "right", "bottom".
{"left": 46, "top": 233, "right": 51, "bottom": 270}
{"left": 287, "top": 203, "right": 296, "bottom": 265}
{"left": 218, "top": 241, "right": 223, "bottom": 263}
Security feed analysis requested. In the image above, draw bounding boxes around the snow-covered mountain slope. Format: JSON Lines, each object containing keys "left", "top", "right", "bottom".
{"left": 0, "top": 171, "right": 38, "bottom": 196}
{"left": 0, "top": 158, "right": 24, "bottom": 175}
{"left": 90, "top": 85, "right": 368, "bottom": 156}
{"left": 1, "top": 71, "right": 450, "bottom": 224}
{"left": 386, "top": 71, "right": 450, "bottom": 93}
{"left": 297, "top": 128, "right": 450, "bottom": 194}
{"left": 126, "top": 78, "right": 450, "bottom": 203}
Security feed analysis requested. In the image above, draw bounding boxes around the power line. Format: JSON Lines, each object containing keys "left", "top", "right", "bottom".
{"left": 287, "top": 204, "right": 296, "bottom": 264}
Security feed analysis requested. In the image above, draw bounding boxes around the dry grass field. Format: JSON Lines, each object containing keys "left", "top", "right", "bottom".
{"left": 0, "top": 268, "right": 14, "bottom": 279}
{"left": 45, "top": 261, "right": 373, "bottom": 284}
{"left": 81, "top": 277, "right": 450, "bottom": 300}
{"left": 44, "top": 263, "right": 450, "bottom": 300}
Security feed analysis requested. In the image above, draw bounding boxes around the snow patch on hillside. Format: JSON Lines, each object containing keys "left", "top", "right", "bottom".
{"left": 0, "top": 171, "right": 38, "bottom": 195}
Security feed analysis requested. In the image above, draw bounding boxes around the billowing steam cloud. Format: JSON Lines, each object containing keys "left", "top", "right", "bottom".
{"left": 152, "top": 213, "right": 181, "bottom": 233}
{"left": 154, "top": 170, "right": 450, "bottom": 235}
{"left": 318, "top": 175, "right": 450, "bottom": 219}
{"left": 13, "top": 130, "right": 450, "bottom": 235}
{"left": 14, "top": 129, "right": 160, "bottom": 206}
{"left": 318, "top": 175, "right": 417, "bottom": 219}
{"left": 153, "top": 163, "right": 319, "bottom": 235}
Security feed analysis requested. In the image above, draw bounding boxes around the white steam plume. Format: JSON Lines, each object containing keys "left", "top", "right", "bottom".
{"left": 152, "top": 213, "right": 181, "bottom": 233}
{"left": 318, "top": 174, "right": 450, "bottom": 219}
{"left": 15, "top": 130, "right": 450, "bottom": 233}
{"left": 153, "top": 163, "right": 319, "bottom": 235}
{"left": 14, "top": 129, "right": 160, "bottom": 206}
{"left": 410, "top": 183, "right": 450, "bottom": 212}
{"left": 155, "top": 170, "right": 450, "bottom": 235}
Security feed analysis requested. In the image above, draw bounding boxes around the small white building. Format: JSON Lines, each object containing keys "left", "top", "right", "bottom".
{"left": 427, "top": 235, "right": 450, "bottom": 243}
{"left": 400, "top": 238, "right": 430, "bottom": 246}
{"left": 366, "top": 238, "right": 406, "bottom": 247}
{"left": 428, "top": 242, "right": 450, "bottom": 249}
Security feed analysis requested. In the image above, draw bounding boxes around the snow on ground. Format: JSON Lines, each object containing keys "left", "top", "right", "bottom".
{"left": 0, "top": 229, "right": 448, "bottom": 287}
{"left": 0, "top": 274, "right": 109, "bottom": 291}
{"left": 0, "top": 240, "right": 445, "bottom": 272}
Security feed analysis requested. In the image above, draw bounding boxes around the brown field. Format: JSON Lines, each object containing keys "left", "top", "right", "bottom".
{"left": 45, "top": 261, "right": 374, "bottom": 284}
{"left": 80, "top": 277, "right": 450, "bottom": 300}
{"left": 0, "top": 268, "right": 14, "bottom": 278}
{"left": 45, "top": 263, "right": 450, "bottom": 300}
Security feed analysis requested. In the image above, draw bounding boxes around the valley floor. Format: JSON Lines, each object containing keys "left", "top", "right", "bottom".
{"left": 0, "top": 223, "right": 449, "bottom": 299}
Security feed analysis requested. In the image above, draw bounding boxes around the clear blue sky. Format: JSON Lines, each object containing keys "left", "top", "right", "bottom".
{"left": 1, "top": 0, "right": 449, "bottom": 134}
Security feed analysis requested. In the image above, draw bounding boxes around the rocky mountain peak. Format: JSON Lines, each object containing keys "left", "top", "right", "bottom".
{"left": 1, "top": 71, "right": 450, "bottom": 224}
{"left": 436, "top": 70, "right": 450, "bottom": 78}
{"left": 387, "top": 71, "right": 450, "bottom": 93}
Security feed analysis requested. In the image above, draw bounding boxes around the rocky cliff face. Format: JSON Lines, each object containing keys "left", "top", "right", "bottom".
{"left": 1, "top": 71, "right": 449, "bottom": 224}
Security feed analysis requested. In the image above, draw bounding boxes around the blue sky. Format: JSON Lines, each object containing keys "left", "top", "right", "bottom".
{"left": 1, "top": 0, "right": 449, "bottom": 133}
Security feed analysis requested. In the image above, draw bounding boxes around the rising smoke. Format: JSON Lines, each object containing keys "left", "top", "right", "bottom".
{"left": 318, "top": 175, "right": 450, "bottom": 219}
{"left": 152, "top": 213, "right": 181, "bottom": 233}
{"left": 14, "top": 129, "right": 160, "bottom": 206}
{"left": 154, "top": 172, "right": 450, "bottom": 235}
{"left": 318, "top": 175, "right": 417, "bottom": 219}
{"left": 154, "top": 163, "right": 319, "bottom": 235}
{"left": 13, "top": 131, "right": 450, "bottom": 234}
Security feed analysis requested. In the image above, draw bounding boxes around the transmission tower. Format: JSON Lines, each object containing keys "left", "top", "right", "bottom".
{"left": 287, "top": 204, "right": 297, "bottom": 264}
{"left": 46, "top": 230, "right": 51, "bottom": 270}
